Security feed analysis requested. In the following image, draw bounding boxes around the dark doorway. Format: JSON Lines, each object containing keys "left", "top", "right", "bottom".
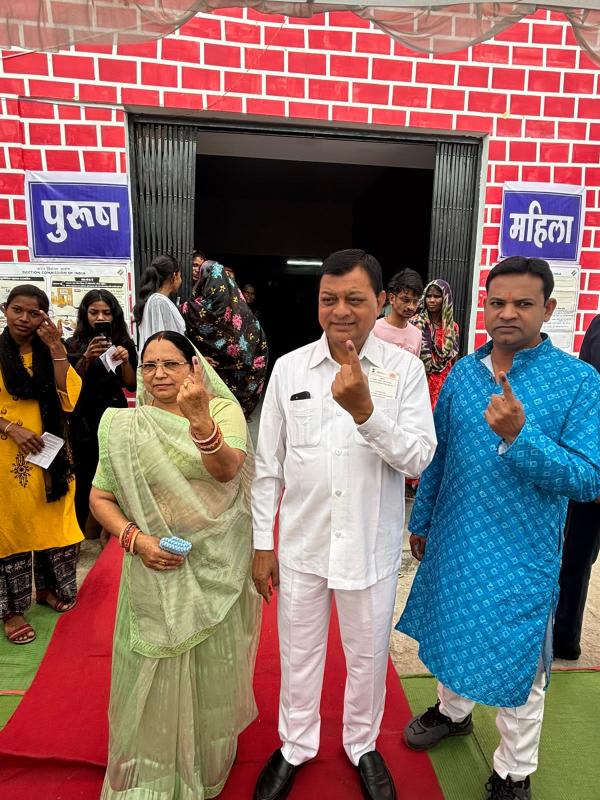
{"left": 129, "top": 117, "right": 482, "bottom": 356}
{"left": 195, "top": 155, "right": 434, "bottom": 362}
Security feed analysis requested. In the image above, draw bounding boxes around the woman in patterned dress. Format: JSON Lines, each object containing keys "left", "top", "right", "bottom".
{"left": 412, "top": 279, "right": 460, "bottom": 408}
{"left": 180, "top": 260, "right": 268, "bottom": 417}
{"left": 0, "top": 285, "right": 83, "bottom": 645}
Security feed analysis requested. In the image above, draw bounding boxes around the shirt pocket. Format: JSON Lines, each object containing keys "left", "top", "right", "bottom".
{"left": 287, "top": 399, "right": 322, "bottom": 448}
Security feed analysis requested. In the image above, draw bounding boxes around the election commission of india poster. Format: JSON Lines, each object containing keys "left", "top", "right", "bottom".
{"left": 542, "top": 265, "right": 581, "bottom": 353}
{"left": 0, "top": 263, "right": 133, "bottom": 335}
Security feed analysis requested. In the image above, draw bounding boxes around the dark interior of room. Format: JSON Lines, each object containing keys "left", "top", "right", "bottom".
{"left": 194, "top": 154, "right": 434, "bottom": 362}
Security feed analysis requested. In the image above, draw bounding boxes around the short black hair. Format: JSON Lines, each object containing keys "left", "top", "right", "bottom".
{"left": 320, "top": 249, "right": 383, "bottom": 295}
{"left": 192, "top": 250, "right": 206, "bottom": 261}
{"left": 388, "top": 269, "right": 423, "bottom": 297}
{"left": 486, "top": 257, "right": 554, "bottom": 301}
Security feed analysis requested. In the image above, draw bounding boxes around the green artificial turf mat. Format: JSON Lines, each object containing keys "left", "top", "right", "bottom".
{"left": 401, "top": 671, "right": 600, "bottom": 800}
{"left": 0, "top": 604, "right": 59, "bottom": 730}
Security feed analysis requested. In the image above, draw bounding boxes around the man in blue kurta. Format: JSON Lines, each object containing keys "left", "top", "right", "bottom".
{"left": 397, "top": 257, "right": 600, "bottom": 800}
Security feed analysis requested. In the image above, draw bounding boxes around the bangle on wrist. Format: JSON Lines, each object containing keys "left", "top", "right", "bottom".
{"left": 52, "top": 357, "right": 68, "bottom": 362}
{"left": 119, "top": 521, "right": 137, "bottom": 548}
{"left": 129, "top": 529, "right": 140, "bottom": 555}
{"left": 3, "top": 421, "right": 15, "bottom": 435}
{"left": 189, "top": 420, "right": 218, "bottom": 445}
{"left": 198, "top": 426, "right": 224, "bottom": 454}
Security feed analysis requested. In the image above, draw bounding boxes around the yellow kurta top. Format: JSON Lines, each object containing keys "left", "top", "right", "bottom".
{"left": 0, "top": 352, "right": 84, "bottom": 558}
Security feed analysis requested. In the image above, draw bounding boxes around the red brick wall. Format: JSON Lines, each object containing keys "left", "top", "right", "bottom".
{"left": 1, "top": 7, "right": 599, "bottom": 350}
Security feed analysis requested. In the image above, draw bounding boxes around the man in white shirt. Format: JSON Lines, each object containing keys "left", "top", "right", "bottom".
{"left": 252, "top": 249, "right": 436, "bottom": 800}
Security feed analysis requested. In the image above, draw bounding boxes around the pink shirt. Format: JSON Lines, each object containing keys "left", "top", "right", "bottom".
{"left": 373, "top": 317, "right": 422, "bottom": 357}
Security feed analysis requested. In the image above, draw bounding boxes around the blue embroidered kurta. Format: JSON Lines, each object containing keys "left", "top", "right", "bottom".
{"left": 397, "top": 336, "right": 600, "bottom": 707}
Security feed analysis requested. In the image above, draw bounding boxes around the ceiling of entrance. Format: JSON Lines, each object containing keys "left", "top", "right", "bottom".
{"left": 195, "top": 130, "right": 436, "bottom": 170}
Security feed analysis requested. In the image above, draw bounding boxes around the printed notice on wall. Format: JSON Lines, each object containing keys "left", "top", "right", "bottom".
{"left": 0, "top": 262, "right": 133, "bottom": 335}
{"left": 542, "top": 265, "right": 580, "bottom": 353}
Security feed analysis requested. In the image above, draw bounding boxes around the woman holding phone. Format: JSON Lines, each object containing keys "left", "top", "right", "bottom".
{"left": 66, "top": 290, "right": 137, "bottom": 538}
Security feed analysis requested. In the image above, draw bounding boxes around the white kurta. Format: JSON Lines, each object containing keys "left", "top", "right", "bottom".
{"left": 252, "top": 332, "right": 437, "bottom": 589}
{"left": 137, "top": 292, "right": 186, "bottom": 353}
{"left": 252, "top": 331, "right": 437, "bottom": 766}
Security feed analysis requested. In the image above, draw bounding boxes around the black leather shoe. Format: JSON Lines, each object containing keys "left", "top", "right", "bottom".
{"left": 254, "top": 749, "right": 298, "bottom": 800}
{"left": 357, "top": 751, "right": 397, "bottom": 800}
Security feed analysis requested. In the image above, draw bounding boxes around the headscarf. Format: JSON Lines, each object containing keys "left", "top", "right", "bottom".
{"left": 180, "top": 262, "right": 268, "bottom": 417}
{"left": 0, "top": 327, "right": 74, "bottom": 501}
{"left": 96, "top": 340, "right": 257, "bottom": 657}
{"left": 412, "top": 279, "right": 459, "bottom": 374}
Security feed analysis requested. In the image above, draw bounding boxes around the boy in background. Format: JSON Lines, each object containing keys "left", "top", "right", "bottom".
{"left": 373, "top": 269, "right": 423, "bottom": 356}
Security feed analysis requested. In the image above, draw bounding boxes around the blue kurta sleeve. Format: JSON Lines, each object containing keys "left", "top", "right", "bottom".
{"left": 500, "top": 368, "right": 600, "bottom": 502}
{"left": 408, "top": 364, "right": 455, "bottom": 538}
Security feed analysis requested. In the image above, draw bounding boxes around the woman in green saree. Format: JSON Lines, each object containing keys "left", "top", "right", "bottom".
{"left": 90, "top": 330, "right": 261, "bottom": 800}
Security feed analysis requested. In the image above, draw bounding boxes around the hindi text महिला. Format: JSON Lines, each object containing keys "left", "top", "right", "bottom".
{"left": 508, "top": 200, "right": 573, "bottom": 249}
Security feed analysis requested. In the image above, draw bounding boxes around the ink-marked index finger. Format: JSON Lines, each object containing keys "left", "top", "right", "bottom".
{"left": 346, "top": 340, "right": 362, "bottom": 376}
{"left": 192, "top": 355, "right": 203, "bottom": 382}
{"left": 498, "top": 371, "right": 515, "bottom": 400}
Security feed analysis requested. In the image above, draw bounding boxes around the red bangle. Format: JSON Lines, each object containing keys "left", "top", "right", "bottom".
{"left": 119, "top": 521, "right": 136, "bottom": 548}
{"left": 129, "top": 529, "right": 140, "bottom": 555}
{"left": 190, "top": 420, "right": 218, "bottom": 445}
{"left": 199, "top": 426, "right": 224, "bottom": 454}
{"left": 121, "top": 524, "right": 139, "bottom": 552}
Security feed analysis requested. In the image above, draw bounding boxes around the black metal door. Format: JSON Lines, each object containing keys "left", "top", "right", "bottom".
{"left": 129, "top": 120, "right": 196, "bottom": 292}
{"left": 428, "top": 141, "right": 481, "bottom": 353}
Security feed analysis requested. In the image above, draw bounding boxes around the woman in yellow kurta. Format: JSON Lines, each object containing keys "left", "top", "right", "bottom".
{"left": 0, "top": 285, "right": 83, "bottom": 645}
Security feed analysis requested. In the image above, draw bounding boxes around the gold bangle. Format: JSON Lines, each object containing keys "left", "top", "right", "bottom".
{"left": 3, "top": 421, "right": 15, "bottom": 435}
{"left": 52, "top": 357, "right": 68, "bottom": 362}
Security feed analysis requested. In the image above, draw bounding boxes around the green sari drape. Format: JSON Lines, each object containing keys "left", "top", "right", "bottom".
{"left": 95, "top": 353, "right": 261, "bottom": 800}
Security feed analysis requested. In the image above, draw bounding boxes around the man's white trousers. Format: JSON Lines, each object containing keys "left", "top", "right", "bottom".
{"left": 277, "top": 563, "right": 397, "bottom": 767}
{"left": 438, "top": 664, "right": 546, "bottom": 781}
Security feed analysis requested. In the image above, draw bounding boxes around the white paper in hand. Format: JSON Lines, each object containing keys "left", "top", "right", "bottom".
{"left": 99, "top": 345, "right": 121, "bottom": 373}
{"left": 25, "top": 432, "right": 65, "bottom": 469}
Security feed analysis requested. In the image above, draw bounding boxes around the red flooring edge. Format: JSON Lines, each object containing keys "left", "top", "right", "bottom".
{"left": 0, "top": 539, "right": 443, "bottom": 800}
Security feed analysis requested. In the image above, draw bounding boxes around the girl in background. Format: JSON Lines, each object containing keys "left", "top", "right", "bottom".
{"left": 66, "top": 290, "right": 137, "bottom": 538}
{"left": 133, "top": 255, "right": 185, "bottom": 352}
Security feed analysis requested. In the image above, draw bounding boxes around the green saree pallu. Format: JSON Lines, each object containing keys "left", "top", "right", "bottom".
{"left": 94, "top": 356, "right": 261, "bottom": 800}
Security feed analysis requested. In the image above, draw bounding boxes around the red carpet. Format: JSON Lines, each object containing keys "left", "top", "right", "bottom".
{"left": 0, "top": 539, "right": 443, "bottom": 799}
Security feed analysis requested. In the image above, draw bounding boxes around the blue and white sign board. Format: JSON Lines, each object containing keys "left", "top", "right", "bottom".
{"left": 25, "top": 172, "right": 131, "bottom": 261}
{"left": 500, "top": 182, "right": 584, "bottom": 263}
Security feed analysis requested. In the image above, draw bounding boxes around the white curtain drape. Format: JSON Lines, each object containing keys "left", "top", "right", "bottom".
{"left": 0, "top": 1, "right": 599, "bottom": 64}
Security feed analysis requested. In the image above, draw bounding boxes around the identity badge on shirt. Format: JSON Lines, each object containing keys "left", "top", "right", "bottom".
{"left": 368, "top": 367, "right": 399, "bottom": 399}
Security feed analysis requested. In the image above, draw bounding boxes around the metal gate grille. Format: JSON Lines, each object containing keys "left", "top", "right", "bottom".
{"left": 129, "top": 121, "right": 197, "bottom": 290}
{"left": 428, "top": 141, "right": 481, "bottom": 353}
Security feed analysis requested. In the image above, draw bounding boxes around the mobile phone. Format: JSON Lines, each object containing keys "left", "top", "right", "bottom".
{"left": 290, "top": 391, "right": 311, "bottom": 401}
{"left": 94, "top": 321, "right": 112, "bottom": 341}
